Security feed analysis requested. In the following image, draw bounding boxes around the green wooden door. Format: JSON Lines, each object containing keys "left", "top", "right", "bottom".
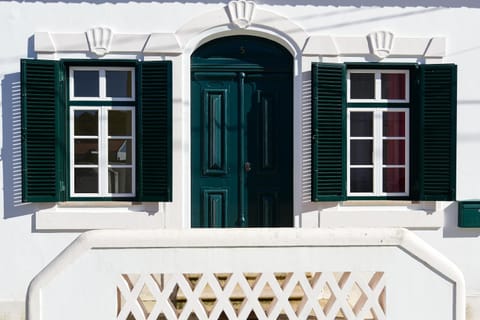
{"left": 191, "top": 36, "right": 293, "bottom": 227}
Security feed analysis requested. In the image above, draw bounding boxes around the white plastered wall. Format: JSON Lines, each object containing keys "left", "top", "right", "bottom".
{"left": 2, "top": 2, "right": 480, "bottom": 319}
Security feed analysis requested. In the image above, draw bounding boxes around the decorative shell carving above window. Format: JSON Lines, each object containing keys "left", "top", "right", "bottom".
{"left": 86, "top": 27, "right": 113, "bottom": 57}
{"left": 227, "top": 0, "right": 256, "bottom": 29}
{"left": 367, "top": 31, "right": 395, "bottom": 59}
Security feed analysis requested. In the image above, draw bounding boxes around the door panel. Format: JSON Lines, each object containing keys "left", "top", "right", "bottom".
{"left": 191, "top": 73, "right": 239, "bottom": 227}
{"left": 191, "top": 36, "right": 293, "bottom": 228}
{"left": 244, "top": 74, "right": 292, "bottom": 227}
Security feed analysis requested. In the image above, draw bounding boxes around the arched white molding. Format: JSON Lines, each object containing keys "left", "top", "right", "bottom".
{"left": 175, "top": 5, "right": 309, "bottom": 56}
{"left": 175, "top": 4, "right": 309, "bottom": 229}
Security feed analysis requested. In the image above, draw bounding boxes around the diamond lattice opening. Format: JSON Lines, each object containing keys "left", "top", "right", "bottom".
{"left": 288, "top": 280, "right": 306, "bottom": 316}
{"left": 199, "top": 282, "right": 217, "bottom": 316}
{"left": 274, "top": 272, "right": 292, "bottom": 289}
{"left": 247, "top": 310, "right": 259, "bottom": 319}
{"left": 169, "top": 284, "right": 187, "bottom": 316}
{"left": 215, "top": 273, "right": 232, "bottom": 290}
{"left": 117, "top": 287, "right": 125, "bottom": 316}
{"left": 138, "top": 282, "right": 155, "bottom": 316}
{"left": 348, "top": 280, "right": 366, "bottom": 316}
{"left": 229, "top": 283, "right": 247, "bottom": 316}
{"left": 151, "top": 274, "right": 164, "bottom": 291}
{"left": 379, "top": 287, "right": 386, "bottom": 314}
{"left": 184, "top": 273, "right": 202, "bottom": 291}
{"left": 259, "top": 282, "right": 277, "bottom": 316}
{"left": 321, "top": 282, "right": 336, "bottom": 316}
{"left": 244, "top": 273, "right": 261, "bottom": 289}
{"left": 369, "top": 272, "right": 384, "bottom": 290}
{"left": 335, "top": 308, "right": 347, "bottom": 320}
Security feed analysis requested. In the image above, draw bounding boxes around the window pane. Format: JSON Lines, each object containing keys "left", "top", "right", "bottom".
{"left": 74, "top": 139, "right": 98, "bottom": 165}
{"left": 350, "top": 73, "right": 375, "bottom": 99}
{"left": 74, "top": 110, "right": 98, "bottom": 135}
{"left": 109, "top": 139, "right": 132, "bottom": 164}
{"left": 350, "top": 112, "right": 373, "bottom": 137}
{"left": 383, "top": 112, "right": 405, "bottom": 137}
{"left": 381, "top": 73, "right": 406, "bottom": 100}
{"left": 350, "top": 168, "right": 373, "bottom": 193}
{"left": 108, "top": 110, "right": 132, "bottom": 136}
{"left": 108, "top": 168, "right": 132, "bottom": 193}
{"left": 383, "top": 140, "right": 405, "bottom": 165}
{"left": 73, "top": 70, "right": 99, "bottom": 97}
{"left": 383, "top": 168, "right": 405, "bottom": 193}
{"left": 75, "top": 168, "right": 98, "bottom": 193}
{"left": 350, "top": 140, "right": 373, "bottom": 165}
{"left": 106, "top": 70, "right": 133, "bottom": 98}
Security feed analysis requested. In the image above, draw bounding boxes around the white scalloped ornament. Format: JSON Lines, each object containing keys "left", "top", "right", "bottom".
{"left": 86, "top": 27, "right": 113, "bottom": 56}
{"left": 368, "top": 30, "right": 395, "bottom": 59}
{"left": 228, "top": 0, "right": 256, "bottom": 29}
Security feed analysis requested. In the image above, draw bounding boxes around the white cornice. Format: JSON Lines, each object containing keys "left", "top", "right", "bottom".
{"left": 303, "top": 32, "right": 445, "bottom": 60}
{"left": 35, "top": 30, "right": 182, "bottom": 57}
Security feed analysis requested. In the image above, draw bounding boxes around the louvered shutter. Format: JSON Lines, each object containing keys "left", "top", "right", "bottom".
{"left": 21, "top": 59, "right": 65, "bottom": 202}
{"left": 137, "top": 61, "right": 172, "bottom": 201}
{"left": 311, "top": 63, "right": 347, "bottom": 201}
{"left": 418, "top": 64, "right": 457, "bottom": 200}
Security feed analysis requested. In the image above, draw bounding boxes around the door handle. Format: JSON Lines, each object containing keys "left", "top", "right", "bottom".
{"left": 244, "top": 162, "right": 252, "bottom": 173}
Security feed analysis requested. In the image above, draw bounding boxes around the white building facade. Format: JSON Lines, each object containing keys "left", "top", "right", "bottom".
{"left": 1, "top": 0, "right": 480, "bottom": 319}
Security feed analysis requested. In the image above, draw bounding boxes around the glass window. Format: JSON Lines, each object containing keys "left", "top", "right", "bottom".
{"left": 71, "top": 67, "right": 135, "bottom": 101}
{"left": 350, "top": 140, "right": 373, "bottom": 165}
{"left": 381, "top": 73, "right": 406, "bottom": 100}
{"left": 74, "top": 110, "right": 98, "bottom": 135}
{"left": 350, "top": 168, "right": 373, "bottom": 193}
{"left": 348, "top": 70, "right": 409, "bottom": 102}
{"left": 350, "top": 73, "right": 375, "bottom": 99}
{"left": 108, "top": 110, "right": 132, "bottom": 136}
{"left": 73, "top": 70, "right": 99, "bottom": 97}
{"left": 74, "top": 168, "right": 99, "bottom": 193}
{"left": 106, "top": 70, "right": 133, "bottom": 98}
{"left": 69, "top": 66, "right": 136, "bottom": 198}
{"left": 383, "top": 168, "right": 405, "bottom": 193}
{"left": 350, "top": 112, "right": 373, "bottom": 136}
{"left": 348, "top": 108, "right": 409, "bottom": 196}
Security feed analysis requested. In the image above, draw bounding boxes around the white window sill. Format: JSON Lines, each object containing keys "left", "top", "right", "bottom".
{"left": 312, "top": 201, "right": 446, "bottom": 229}
{"left": 34, "top": 202, "right": 166, "bottom": 231}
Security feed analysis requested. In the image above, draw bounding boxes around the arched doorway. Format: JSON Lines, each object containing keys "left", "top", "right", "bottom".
{"left": 191, "top": 36, "right": 293, "bottom": 227}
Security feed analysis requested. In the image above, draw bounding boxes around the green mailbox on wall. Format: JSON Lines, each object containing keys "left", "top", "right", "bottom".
{"left": 458, "top": 201, "right": 480, "bottom": 228}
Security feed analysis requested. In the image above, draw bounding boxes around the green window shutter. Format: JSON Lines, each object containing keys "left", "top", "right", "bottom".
{"left": 311, "top": 63, "right": 346, "bottom": 201}
{"left": 21, "top": 59, "right": 65, "bottom": 202}
{"left": 137, "top": 61, "right": 172, "bottom": 201}
{"left": 418, "top": 64, "right": 457, "bottom": 200}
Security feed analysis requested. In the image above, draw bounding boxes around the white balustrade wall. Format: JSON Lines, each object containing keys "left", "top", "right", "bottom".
{"left": 27, "top": 228, "right": 465, "bottom": 320}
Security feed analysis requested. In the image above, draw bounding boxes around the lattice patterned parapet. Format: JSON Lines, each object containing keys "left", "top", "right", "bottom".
{"left": 117, "top": 271, "right": 386, "bottom": 320}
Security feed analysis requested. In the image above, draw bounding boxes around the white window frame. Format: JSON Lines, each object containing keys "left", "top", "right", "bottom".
{"left": 347, "top": 108, "right": 410, "bottom": 197}
{"left": 347, "top": 69, "right": 410, "bottom": 103}
{"left": 70, "top": 106, "right": 136, "bottom": 198}
{"left": 69, "top": 67, "right": 136, "bottom": 102}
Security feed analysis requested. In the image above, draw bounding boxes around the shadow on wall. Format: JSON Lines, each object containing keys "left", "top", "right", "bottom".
{"left": 5, "top": 0, "right": 480, "bottom": 7}
{"left": 2, "top": 73, "right": 38, "bottom": 219}
{"left": 443, "top": 201, "right": 480, "bottom": 238}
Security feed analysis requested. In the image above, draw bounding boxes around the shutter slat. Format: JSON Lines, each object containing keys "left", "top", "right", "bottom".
{"left": 311, "top": 63, "right": 346, "bottom": 201}
{"left": 138, "top": 61, "right": 172, "bottom": 201}
{"left": 21, "top": 59, "right": 63, "bottom": 202}
{"left": 419, "top": 64, "right": 457, "bottom": 200}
